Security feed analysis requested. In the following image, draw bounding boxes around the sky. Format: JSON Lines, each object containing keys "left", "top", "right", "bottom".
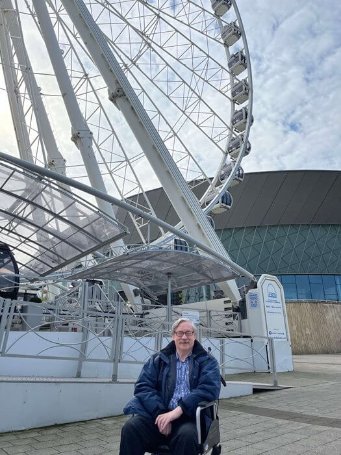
{"left": 237, "top": 0, "right": 341, "bottom": 173}
{"left": 0, "top": 0, "right": 340, "bottom": 181}
{"left": 0, "top": 0, "right": 340, "bottom": 272}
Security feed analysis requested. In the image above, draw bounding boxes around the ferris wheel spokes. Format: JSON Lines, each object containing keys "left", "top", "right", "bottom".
{"left": 0, "top": 0, "right": 254, "bottom": 302}
{"left": 59, "top": 0, "right": 241, "bottom": 300}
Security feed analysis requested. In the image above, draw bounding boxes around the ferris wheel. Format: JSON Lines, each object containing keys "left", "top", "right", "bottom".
{"left": 0, "top": 0, "right": 253, "bottom": 300}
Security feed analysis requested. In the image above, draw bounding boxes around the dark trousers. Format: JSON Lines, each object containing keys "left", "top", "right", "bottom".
{"left": 119, "top": 414, "right": 199, "bottom": 455}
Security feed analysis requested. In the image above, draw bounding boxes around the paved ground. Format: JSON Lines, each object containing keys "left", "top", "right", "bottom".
{"left": 1, "top": 354, "right": 341, "bottom": 454}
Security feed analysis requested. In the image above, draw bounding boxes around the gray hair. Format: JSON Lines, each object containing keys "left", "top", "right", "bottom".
{"left": 171, "top": 318, "right": 197, "bottom": 335}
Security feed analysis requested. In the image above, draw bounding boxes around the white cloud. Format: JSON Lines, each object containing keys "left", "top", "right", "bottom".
{"left": 1, "top": 0, "right": 340, "bottom": 190}
{"left": 238, "top": 0, "right": 341, "bottom": 172}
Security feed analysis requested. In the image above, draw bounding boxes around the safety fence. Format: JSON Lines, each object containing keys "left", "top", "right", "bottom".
{"left": 0, "top": 293, "right": 277, "bottom": 384}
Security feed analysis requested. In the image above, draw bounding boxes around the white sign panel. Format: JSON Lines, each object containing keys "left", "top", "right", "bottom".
{"left": 248, "top": 291, "right": 258, "bottom": 310}
{"left": 245, "top": 289, "right": 267, "bottom": 337}
{"left": 262, "top": 280, "right": 287, "bottom": 340}
{"left": 182, "top": 310, "right": 200, "bottom": 324}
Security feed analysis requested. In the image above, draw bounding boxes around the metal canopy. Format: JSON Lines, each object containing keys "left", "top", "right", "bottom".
{"left": 69, "top": 247, "right": 239, "bottom": 296}
{"left": 0, "top": 159, "right": 127, "bottom": 276}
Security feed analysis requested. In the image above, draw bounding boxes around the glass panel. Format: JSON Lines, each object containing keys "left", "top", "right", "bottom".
{"left": 0, "top": 161, "right": 127, "bottom": 276}
{"left": 281, "top": 275, "right": 296, "bottom": 284}
{"left": 334, "top": 275, "right": 341, "bottom": 286}
{"left": 296, "top": 275, "right": 309, "bottom": 286}
{"left": 322, "top": 276, "right": 337, "bottom": 300}
{"left": 310, "top": 283, "right": 325, "bottom": 300}
{"left": 295, "top": 275, "right": 311, "bottom": 299}
{"left": 325, "top": 292, "right": 337, "bottom": 301}
{"left": 336, "top": 285, "right": 341, "bottom": 301}
{"left": 283, "top": 283, "right": 297, "bottom": 300}
{"left": 309, "top": 275, "right": 323, "bottom": 284}
{"left": 297, "top": 288, "right": 312, "bottom": 300}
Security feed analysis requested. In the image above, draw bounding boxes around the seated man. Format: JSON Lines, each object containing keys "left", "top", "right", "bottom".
{"left": 119, "top": 318, "right": 221, "bottom": 455}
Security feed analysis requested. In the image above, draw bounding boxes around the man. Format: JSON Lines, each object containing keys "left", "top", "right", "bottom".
{"left": 119, "top": 318, "right": 221, "bottom": 455}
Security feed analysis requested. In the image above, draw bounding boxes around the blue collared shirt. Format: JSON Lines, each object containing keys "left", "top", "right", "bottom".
{"left": 169, "top": 353, "right": 191, "bottom": 410}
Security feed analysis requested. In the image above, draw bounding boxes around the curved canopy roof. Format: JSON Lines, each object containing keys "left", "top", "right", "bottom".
{"left": 69, "top": 246, "right": 239, "bottom": 297}
{"left": 0, "top": 159, "right": 127, "bottom": 276}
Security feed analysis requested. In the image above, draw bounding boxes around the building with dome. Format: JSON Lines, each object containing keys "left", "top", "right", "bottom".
{"left": 213, "top": 170, "right": 341, "bottom": 302}
{"left": 118, "top": 169, "right": 341, "bottom": 353}
{"left": 119, "top": 170, "right": 341, "bottom": 302}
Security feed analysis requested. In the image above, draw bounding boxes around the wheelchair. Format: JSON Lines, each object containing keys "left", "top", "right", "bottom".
{"left": 151, "top": 401, "right": 221, "bottom": 455}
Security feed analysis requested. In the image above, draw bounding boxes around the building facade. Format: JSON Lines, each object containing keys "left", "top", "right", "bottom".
{"left": 118, "top": 170, "right": 341, "bottom": 302}
{"left": 214, "top": 170, "right": 341, "bottom": 301}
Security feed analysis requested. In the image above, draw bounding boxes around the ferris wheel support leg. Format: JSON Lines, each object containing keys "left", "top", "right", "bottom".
{"left": 0, "top": 0, "right": 83, "bottom": 224}
{"left": 0, "top": 5, "right": 33, "bottom": 163}
{"left": 0, "top": 0, "right": 64, "bottom": 171}
{"left": 60, "top": 0, "right": 242, "bottom": 302}
{"left": 31, "top": 0, "right": 113, "bottom": 218}
{"left": 31, "top": 0, "right": 144, "bottom": 307}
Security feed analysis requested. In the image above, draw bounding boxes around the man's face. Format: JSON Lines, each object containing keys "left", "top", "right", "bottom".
{"left": 172, "top": 321, "right": 196, "bottom": 355}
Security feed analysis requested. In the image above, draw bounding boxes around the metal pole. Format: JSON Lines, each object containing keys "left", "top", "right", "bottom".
{"left": 220, "top": 338, "right": 225, "bottom": 379}
{"left": 167, "top": 273, "right": 172, "bottom": 330}
{"left": 208, "top": 310, "right": 212, "bottom": 337}
{"left": 1, "top": 298, "right": 15, "bottom": 354}
{"left": 111, "top": 300, "right": 123, "bottom": 382}
{"left": 76, "top": 281, "right": 89, "bottom": 378}
{"left": 251, "top": 337, "right": 255, "bottom": 372}
{"left": 268, "top": 337, "right": 278, "bottom": 387}
{"left": 110, "top": 302, "right": 119, "bottom": 380}
{"left": 0, "top": 298, "right": 11, "bottom": 354}
{"left": 155, "top": 329, "right": 163, "bottom": 352}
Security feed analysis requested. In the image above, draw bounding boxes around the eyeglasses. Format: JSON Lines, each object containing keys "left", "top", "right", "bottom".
{"left": 174, "top": 330, "right": 194, "bottom": 337}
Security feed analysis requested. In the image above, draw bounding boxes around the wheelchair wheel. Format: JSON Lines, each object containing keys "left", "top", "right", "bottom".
{"left": 211, "top": 444, "right": 222, "bottom": 455}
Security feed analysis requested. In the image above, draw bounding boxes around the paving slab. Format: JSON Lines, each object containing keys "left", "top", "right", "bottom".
{"left": 0, "top": 355, "right": 341, "bottom": 454}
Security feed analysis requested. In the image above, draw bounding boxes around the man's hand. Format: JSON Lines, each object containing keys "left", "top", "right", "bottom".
{"left": 159, "top": 422, "right": 172, "bottom": 436}
{"left": 155, "top": 406, "right": 183, "bottom": 434}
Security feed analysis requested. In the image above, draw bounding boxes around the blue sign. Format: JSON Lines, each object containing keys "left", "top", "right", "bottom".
{"left": 249, "top": 293, "right": 258, "bottom": 308}
{"left": 267, "top": 284, "right": 277, "bottom": 300}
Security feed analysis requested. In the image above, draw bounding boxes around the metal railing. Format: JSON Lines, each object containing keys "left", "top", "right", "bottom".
{"left": 0, "top": 292, "right": 278, "bottom": 385}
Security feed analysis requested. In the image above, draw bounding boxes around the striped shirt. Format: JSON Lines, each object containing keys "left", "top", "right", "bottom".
{"left": 169, "top": 353, "right": 191, "bottom": 410}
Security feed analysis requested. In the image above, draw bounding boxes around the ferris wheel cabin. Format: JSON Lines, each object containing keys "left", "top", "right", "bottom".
{"left": 210, "top": 191, "right": 233, "bottom": 215}
{"left": 233, "top": 166, "right": 244, "bottom": 183}
{"left": 219, "top": 163, "right": 244, "bottom": 185}
{"left": 228, "top": 51, "right": 247, "bottom": 76}
{"left": 221, "top": 22, "right": 242, "bottom": 47}
{"left": 228, "top": 135, "right": 251, "bottom": 160}
{"left": 232, "top": 79, "right": 250, "bottom": 105}
{"left": 173, "top": 238, "right": 189, "bottom": 252}
{"left": 0, "top": 243, "right": 20, "bottom": 301}
{"left": 232, "top": 107, "right": 253, "bottom": 133}
{"left": 211, "top": 0, "right": 232, "bottom": 17}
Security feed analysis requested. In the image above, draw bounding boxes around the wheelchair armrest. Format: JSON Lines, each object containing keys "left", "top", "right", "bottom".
{"left": 153, "top": 401, "right": 220, "bottom": 455}
{"left": 196, "top": 401, "right": 219, "bottom": 447}
{"left": 197, "top": 401, "right": 217, "bottom": 410}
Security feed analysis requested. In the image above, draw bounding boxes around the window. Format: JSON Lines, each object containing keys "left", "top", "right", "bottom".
{"left": 310, "top": 283, "right": 325, "bottom": 300}
{"left": 309, "top": 275, "right": 323, "bottom": 284}
{"left": 277, "top": 274, "right": 341, "bottom": 302}
{"left": 323, "top": 276, "right": 337, "bottom": 300}
{"left": 283, "top": 283, "right": 297, "bottom": 300}
{"left": 296, "top": 275, "right": 311, "bottom": 300}
{"left": 281, "top": 275, "right": 296, "bottom": 284}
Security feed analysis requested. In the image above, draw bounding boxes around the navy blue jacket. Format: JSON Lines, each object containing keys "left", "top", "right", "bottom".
{"left": 123, "top": 340, "right": 221, "bottom": 420}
